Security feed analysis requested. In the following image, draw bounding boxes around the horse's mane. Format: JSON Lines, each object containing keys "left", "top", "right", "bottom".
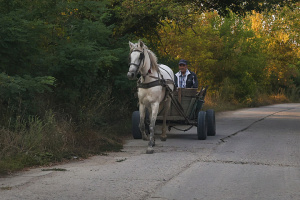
{"left": 147, "top": 49, "right": 159, "bottom": 72}
{"left": 131, "top": 42, "right": 159, "bottom": 72}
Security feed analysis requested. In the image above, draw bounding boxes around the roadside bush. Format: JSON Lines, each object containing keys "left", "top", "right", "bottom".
{"left": 0, "top": 106, "right": 129, "bottom": 174}
{"left": 0, "top": 0, "right": 133, "bottom": 175}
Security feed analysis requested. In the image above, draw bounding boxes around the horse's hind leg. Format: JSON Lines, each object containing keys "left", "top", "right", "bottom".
{"left": 139, "top": 104, "right": 149, "bottom": 141}
{"left": 160, "top": 97, "right": 171, "bottom": 141}
{"left": 147, "top": 102, "right": 159, "bottom": 154}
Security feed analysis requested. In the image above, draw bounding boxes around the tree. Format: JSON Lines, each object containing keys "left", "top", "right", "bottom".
{"left": 110, "top": 0, "right": 298, "bottom": 38}
{"left": 155, "top": 10, "right": 271, "bottom": 101}
{"left": 176, "top": 0, "right": 298, "bottom": 15}
{"left": 0, "top": 0, "right": 130, "bottom": 115}
{"left": 248, "top": 5, "right": 300, "bottom": 91}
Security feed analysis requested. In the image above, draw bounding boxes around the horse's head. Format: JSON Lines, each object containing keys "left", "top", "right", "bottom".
{"left": 127, "top": 40, "right": 146, "bottom": 80}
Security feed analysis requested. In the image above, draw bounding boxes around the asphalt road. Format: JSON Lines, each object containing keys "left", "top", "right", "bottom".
{"left": 1, "top": 103, "right": 300, "bottom": 200}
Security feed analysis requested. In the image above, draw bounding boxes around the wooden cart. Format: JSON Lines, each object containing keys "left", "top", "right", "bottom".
{"left": 132, "top": 87, "right": 216, "bottom": 140}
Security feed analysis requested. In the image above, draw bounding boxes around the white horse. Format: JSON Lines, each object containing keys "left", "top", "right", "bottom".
{"left": 127, "top": 40, "right": 175, "bottom": 154}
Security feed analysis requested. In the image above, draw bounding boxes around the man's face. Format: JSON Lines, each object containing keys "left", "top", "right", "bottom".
{"left": 179, "top": 64, "right": 187, "bottom": 74}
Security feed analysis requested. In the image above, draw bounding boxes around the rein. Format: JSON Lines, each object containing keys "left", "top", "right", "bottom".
{"left": 128, "top": 49, "right": 146, "bottom": 75}
{"left": 137, "top": 66, "right": 174, "bottom": 89}
{"left": 129, "top": 48, "right": 174, "bottom": 89}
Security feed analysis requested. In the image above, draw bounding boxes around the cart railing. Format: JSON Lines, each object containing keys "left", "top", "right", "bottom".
{"left": 157, "top": 86, "right": 208, "bottom": 124}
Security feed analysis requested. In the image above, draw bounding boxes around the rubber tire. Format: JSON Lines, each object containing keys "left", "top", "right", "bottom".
{"left": 197, "top": 111, "right": 207, "bottom": 140}
{"left": 132, "top": 111, "right": 142, "bottom": 139}
{"left": 206, "top": 109, "right": 216, "bottom": 136}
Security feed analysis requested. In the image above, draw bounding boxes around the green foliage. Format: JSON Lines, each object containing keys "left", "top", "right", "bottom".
{"left": 0, "top": 0, "right": 132, "bottom": 174}
{"left": 0, "top": 0, "right": 299, "bottom": 174}
{"left": 0, "top": 73, "right": 55, "bottom": 96}
{"left": 154, "top": 7, "right": 299, "bottom": 102}
{"left": 110, "top": 0, "right": 187, "bottom": 36}
{"left": 0, "top": 73, "right": 55, "bottom": 115}
{"left": 0, "top": 109, "right": 125, "bottom": 174}
{"left": 0, "top": 15, "right": 51, "bottom": 76}
{"left": 179, "top": 0, "right": 298, "bottom": 16}
{"left": 110, "top": 0, "right": 298, "bottom": 37}
{"left": 0, "top": 0, "right": 134, "bottom": 108}
{"left": 216, "top": 13, "right": 267, "bottom": 100}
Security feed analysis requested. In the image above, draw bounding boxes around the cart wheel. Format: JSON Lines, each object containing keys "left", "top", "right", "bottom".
{"left": 197, "top": 111, "right": 207, "bottom": 140}
{"left": 132, "top": 111, "right": 142, "bottom": 139}
{"left": 206, "top": 109, "right": 216, "bottom": 136}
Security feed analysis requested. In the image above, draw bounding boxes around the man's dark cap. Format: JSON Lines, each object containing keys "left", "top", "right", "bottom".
{"left": 178, "top": 59, "right": 187, "bottom": 65}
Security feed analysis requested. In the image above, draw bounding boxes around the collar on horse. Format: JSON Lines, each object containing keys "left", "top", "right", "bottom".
{"left": 137, "top": 79, "right": 174, "bottom": 88}
{"left": 137, "top": 68, "right": 174, "bottom": 89}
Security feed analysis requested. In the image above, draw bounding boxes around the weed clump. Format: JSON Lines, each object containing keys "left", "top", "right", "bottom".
{"left": 0, "top": 91, "right": 131, "bottom": 175}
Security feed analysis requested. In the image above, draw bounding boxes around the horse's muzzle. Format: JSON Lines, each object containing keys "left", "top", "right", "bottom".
{"left": 127, "top": 72, "right": 137, "bottom": 80}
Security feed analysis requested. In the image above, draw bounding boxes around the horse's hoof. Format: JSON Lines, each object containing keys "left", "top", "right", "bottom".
{"left": 160, "top": 136, "right": 167, "bottom": 141}
{"left": 146, "top": 149, "right": 154, "bottom": 154}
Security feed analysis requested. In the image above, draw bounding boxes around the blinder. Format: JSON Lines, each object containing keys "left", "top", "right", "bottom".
{"left": 139, "top": 52, "right": 144, "bottom": 60}
{"left": 128, "top": 49, "right": 145, "bottom": 68}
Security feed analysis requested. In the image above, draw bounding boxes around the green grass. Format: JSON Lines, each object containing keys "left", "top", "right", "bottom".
{"left": 0, "top": 111, "right": 129, "bottom": 175}
{"left": 1, "top": 186, "right": 12, "bottom": 190}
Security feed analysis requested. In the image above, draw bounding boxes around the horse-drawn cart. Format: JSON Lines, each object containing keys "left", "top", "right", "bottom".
{"left": 132, "top": 86, "right": 216, "bottom": 140}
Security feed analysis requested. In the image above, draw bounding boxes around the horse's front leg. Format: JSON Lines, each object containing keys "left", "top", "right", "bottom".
{"left": 160, "top": 97, "right": 171, "bottom": 141}
{"left": 146, "top": 102, "right": 159, "bottom": 154}
{"left": 139, "top": 104, "right": 149, "bottom": 141}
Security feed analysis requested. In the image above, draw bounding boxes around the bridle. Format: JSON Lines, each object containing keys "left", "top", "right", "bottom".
{"left": 128, "top": 49, "right": 145, "bottom": 74}
{"left": 128, "top": 48, "right": 175, "bottom": 92}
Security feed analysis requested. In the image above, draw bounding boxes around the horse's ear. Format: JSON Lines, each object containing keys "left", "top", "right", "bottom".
{"left": 138, "top": 39, "right": 144, "bottom": 48}
{"left": 129, "top": 41, "right": 135, "bottom": 49}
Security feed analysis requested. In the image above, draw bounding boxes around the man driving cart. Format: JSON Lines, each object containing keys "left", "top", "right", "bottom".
{"left": 174, "top": 59, "right": 198, "bottom": 89}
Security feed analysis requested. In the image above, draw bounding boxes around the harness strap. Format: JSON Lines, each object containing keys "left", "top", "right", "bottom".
{"left": 137, "top": 76, "right": 174, "bottom": 102}
{"left": 149, "top": 75, "right": 174, "bottom": 85}
{"left": 137, "top": 79, "right": 174, "bottom": 89}
{"left": 137, "top": 80, "right": 161, "bottom": 89}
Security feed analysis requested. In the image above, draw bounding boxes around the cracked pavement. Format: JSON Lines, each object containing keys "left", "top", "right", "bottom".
{"left": 1, "top": 103, "right": 300, "bottom": 200}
